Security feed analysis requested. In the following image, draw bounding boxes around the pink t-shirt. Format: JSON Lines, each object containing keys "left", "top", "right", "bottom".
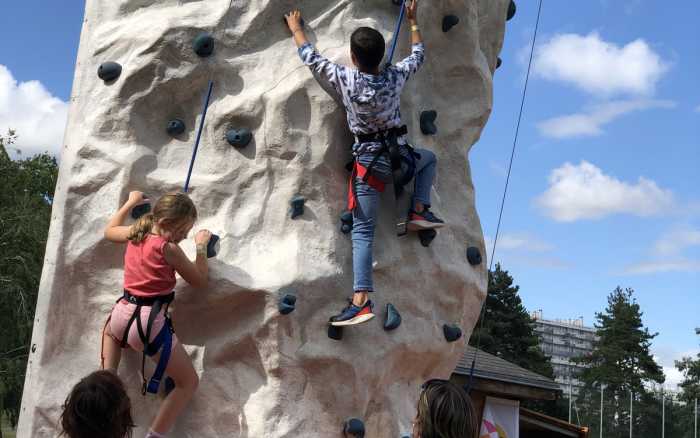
{"left": 123, "top": 234, "right": 176, "bottom": 297}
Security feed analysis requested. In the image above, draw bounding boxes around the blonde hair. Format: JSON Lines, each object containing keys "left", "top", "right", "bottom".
{"left": 128, "top": 192, "right": 197, "bottom": 243}
{"left": 415, "top": 381, "right": 478, "bottom": 438}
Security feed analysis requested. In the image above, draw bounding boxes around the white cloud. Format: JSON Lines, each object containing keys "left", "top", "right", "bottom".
{"left": 653, "top": 347, "right": 700, "bottom": 390}
{"left": 532, "top": 32, "right": 669, "bottom": 96}
{"left": 653, "top": 227, "right": 700, "bottom": 256}
{"left": 538, "top": 99, "right": 675, "bottom": 139}
{"left": 0, "top": 64, "right": 67, "bottom": 158}
{"left": 535, "top": 161, "right": 675, "bottom": 222}
{"left": 624, "top": 226, "right": 700, "bottom": 274}
{"left": 485, "top": 233, "right": 568, "bottom": 269}
{"left": 488, "top": 233, "right": 554, "bottom": 252}
{"left": 624, "top": 259, "right": 700, "bottom": 275}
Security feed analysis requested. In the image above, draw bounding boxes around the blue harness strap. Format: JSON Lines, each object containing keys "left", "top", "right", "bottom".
{"left": 145, "top": 318, "right": 173, "bottom": 394}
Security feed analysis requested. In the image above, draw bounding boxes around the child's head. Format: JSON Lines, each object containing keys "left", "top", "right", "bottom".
{"left": 61, "top": 371, "right": 134, "bottom": 438}
{"left": 412, "top": 380, "right": 478, "bottom": 438}
{"left": 350, "top": 27, "right": 385, "bottom": 71}
{"left": 129, "top": 192, "right": 197, "bottom": 243}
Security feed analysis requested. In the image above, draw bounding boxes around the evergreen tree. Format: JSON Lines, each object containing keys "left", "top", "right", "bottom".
{"left": 0, "top": 130, "right": 58, "bottom": 428}
{"left": 575, "top": 287, "right": 664, "bottom": 437}
{"left": 674, "top": 341, "right": 700, "bottom": 437}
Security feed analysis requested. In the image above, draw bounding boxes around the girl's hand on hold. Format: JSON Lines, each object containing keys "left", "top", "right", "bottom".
{"left": 195, "top": 230, "right": 212, "bottom": 246}
{"left": 406, "top": 0, "right": 418, "bottom": 22}
{"left": 126, "top": 191, "right": 146, "bottom": 207}
{"left": 285, "top": 10, "right": 303, "bottom": 33}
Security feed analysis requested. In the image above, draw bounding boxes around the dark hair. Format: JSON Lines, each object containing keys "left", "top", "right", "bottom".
{"left": 61, "top": 371, "right": 134, "bottom": 438}
{"left": 415, "top": 380, "right": 478, "bottom": 438}
{"left": 351, "top": 27, "right": 385, "bottom": 70}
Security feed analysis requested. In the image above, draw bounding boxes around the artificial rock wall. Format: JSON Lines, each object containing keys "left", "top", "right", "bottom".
{"left": 18, "top": 0, "right": 506, "bottom": 436}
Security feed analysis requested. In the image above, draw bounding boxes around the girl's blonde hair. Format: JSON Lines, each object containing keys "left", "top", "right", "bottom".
{"left": 128, "top": 192, "right": 197, "bottom": 243}
{"left": 415, "top": 380, "right": 478, "bottom": 438}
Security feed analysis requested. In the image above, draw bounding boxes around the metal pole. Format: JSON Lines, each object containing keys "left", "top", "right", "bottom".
{"left": 695, "top": 398, "right": 697, "bottom": 438}
{"left": 629, "top": 390, "right": 633, "bottom": 438}
{"left": 661, "top": 388, "right": 665, "bottom": 438}
{"left": 568, "top": 383, "right": 572, "bottom": 424}
{"left": 600, "top": 384, "right": 604, "bottom": 438}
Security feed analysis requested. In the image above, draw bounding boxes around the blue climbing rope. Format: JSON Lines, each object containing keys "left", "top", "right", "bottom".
{"left": 386, "top": 0, "right": 407, "bottom": 65}
{"left": 184, "top": 80, "right": 214, "bottom": 193}
{"left": 466, "top": 0, "right": 544, "bottom": 393}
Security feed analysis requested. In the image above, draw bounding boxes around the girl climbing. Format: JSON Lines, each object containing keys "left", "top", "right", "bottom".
{"left": 101, "top": 191, "right": 211, "bottom": 438}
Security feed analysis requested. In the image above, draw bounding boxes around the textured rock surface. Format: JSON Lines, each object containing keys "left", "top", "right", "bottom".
{"left": 18, "top": 1, "right": 506, "bottom": 436}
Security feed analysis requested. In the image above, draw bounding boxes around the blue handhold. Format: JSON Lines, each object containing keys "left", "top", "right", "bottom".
{"left": 226, "top": 128, "right": 252, "bottom": 148}
{"left": 496, "top": 57, "right": 503, "bottom": 69}
{"left": 328, "top": 324, "right": 343, "bottom": 341}
{"left": 420, "top": 110, "right": 438, "bottom": 135}
{"left": 418, "top": 229, "right": 437, "bottom": 247}
{"left": 167, "top": 119, "right": 186, "bottom": 136}
{"left": 344, "top": 418, "right": 365, "bottom": 437}
{"left": 383, "top": 303, "right": 402, "bottom": 331}
{"left": 290, "top": 195, "right": 305, "bottom": 219}
{"left": 131, "top": 202, "right": 151, "bottom": 220}
{"left": 443, "top": 324, "right": 462, "bottom": 343}
{"left": 507, "top": 0, "right": 517, "bottom": 21}
{"left": 98, "top": 62, "right": 122, "bottom": 82}
{"left": 466, "top": 246, "right": 482, "bottom": 265}
{"left": 442, "top": 15, "right": 459, "bottom": 32}
{"left": 164, "top": 377, "right": 175, "bottom": 395}
{"left": 193, "top": 32, "right": 215, "bottom": 57}
{"left": 279, "top": 294, "right": 297, "bottom": 315}
{"left": 207, "top": 234, "right": 221, "bottom": 258}
{"left": 340, "top": 210, "right": 353, "bottom": 234}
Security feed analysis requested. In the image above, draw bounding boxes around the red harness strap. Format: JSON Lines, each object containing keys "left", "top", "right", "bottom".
{"left": 347, "top": 161, "right": 386, "bottom": 211}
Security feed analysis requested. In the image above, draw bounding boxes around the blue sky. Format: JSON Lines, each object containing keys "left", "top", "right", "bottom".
{"left": 1, "top": 1, "right": 697, "bottom": 387}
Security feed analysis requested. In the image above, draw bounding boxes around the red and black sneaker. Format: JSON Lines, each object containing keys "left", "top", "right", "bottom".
{"left": 329, "top": 298, "right": 375, "bottom": 327}
{"left": 407, "top": 208, "right": 445, "bottom": 231}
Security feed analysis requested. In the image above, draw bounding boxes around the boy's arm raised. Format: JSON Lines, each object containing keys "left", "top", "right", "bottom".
{"left": 395, "top": 0, "right": 425, "bottom": 76}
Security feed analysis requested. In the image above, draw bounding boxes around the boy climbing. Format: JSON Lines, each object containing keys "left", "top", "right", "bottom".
{"left": 285, "top": 0, "right": 445, "bottom": 327}
{"left": 101, "top": 191, "right": 210, "bottom": 438}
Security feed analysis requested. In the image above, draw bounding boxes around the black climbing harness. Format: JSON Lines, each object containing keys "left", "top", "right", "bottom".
{"left": 118, "top": 291, "right": 175, "bottom": 395}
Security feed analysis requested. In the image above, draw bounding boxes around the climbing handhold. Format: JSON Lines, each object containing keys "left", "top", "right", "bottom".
{"left": 166, "top": 119, "right": 186, "bottom": 137}
{"left": 496, "top": 57, "right": 503, "bottom": 69}
{"left": 383, "top": 303, "right": 402, "bottom": 331}
{"left": 207, "top": 234, "right": 221, "bottom": 258}
{"left": 340, "top": 210, "right": 353, "bottom": 234}
{"left": 97, "top": 62, "right": 122, "bottom": 82}
{"left": 226, "top": 128, "right": 252, "bottom": 148}
{"left": 131, "top": 200, "right": 151, "bottom": 220}
{"left": 344, "top": 418, "right": 366, "bottom": 438}
{"left": 278, "top": 294, "right": 297, "bottom": 315}
{"left": 290, "top": 195, "right": 305, "bottom": 219}
{"left": 193, "top": 32, "right": 215, "bottom": 57}
{"left": 443, "top": 324, "right": 463, "bottom": 343}
{"left": 466, "top": 246, "right": 482, "bottom": 265}
{"left": 418, "top": 229, "right": 437, "bottom": 247}
{"left": 328, "top": 324, "right": 344, "bottom": 341}
{"left": 164, "top": 377, "right": 175, "bottom": 396}
{"left": 420, "top": 110, "right": 438, "bottom": 135}
{"left": 442, "top": 15, "right": 459, "bottom": 32}
{"left": 507, "top": 0, "right": 517, "bottom": 21}
{"left": 391, "top": 0, "right": 402, "bottom": 5}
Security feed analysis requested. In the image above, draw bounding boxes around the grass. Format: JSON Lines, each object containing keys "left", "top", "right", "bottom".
{"left": 1, "top": 414, "right": 16, "bottom": 438}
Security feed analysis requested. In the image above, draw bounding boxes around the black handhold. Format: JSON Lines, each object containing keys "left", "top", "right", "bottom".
{"left": 383, "top": 303, "right": 402, "bottom": 331}
{"left": 290, "top": 195, "right": 305, "bottom": 219}
{"left": 328, "top": 324, "right": 344, "bottom": 341}
{"left": 507, "top": 0, "right": 517, "bottom": 21}
{"left": 166, "top": 119, "right": 186, "bottom": 136}
{"left": 418, "top": 229, "right": 437, "bottom": 247}
{"left": 97, "top": 62, "right": 122, "bottom": 82}
{"left": 466, "top": 246, "right": 482, "bottom": 265}
{"left": 391, "top": 0, "right": 402, "bottom": 5}
{"left": 207, "top": 234, "right": 221, "bottom": 258}
{"left": 496, "top": 57, "right": 503, "bottom": 69}
{"left": 340, "top": 210, "right": 353, "bottom": 234}
{"left": 131, "top": 202, "right": 151, "bottom": 220}
{"left": 226, "top": 128, "right": 252, "bottom": 148}
{"left": 31, "top": 344, "right": 37, "bottom": 353}
{"left": 279, "top": 294, "right": 297, "bottom": 315}
{"left": 164, "top": 377, "right": 175, "bottom": 396}
{"left": 420, "top": 110, "right": 438, "bottom": 135}
{"left": 443, "top": 324, "right": 463, "bottom": 343}
{"left": 344, "top": 418, "right": 365, "bottom": 437}
{"left": 442, "top": 15, "right": 459, "bottom": 32}
{"left": 193, "top": 32, "right": 215, "bottom": 57}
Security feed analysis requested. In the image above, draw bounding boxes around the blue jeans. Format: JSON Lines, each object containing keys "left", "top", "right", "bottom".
{"left": 352, "top": 147, "right": 437, "bottom": 292}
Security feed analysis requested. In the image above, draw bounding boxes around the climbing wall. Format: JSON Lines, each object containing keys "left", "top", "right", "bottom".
{"left": 18, "top": 0, "right": 507, "bottom": 436}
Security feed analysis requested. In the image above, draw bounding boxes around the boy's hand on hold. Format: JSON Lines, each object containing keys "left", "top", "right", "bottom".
{"left": 195, "top": 230, "right": 212, "bottom": 245}
{"left": 406, "top": 0, "right": 418, "bottom": 22}
{"left": 285, "top": 10, "right": 303, "bottom": 33}
{"left": 126, "top": 191, "right": 146, "bottom": 207}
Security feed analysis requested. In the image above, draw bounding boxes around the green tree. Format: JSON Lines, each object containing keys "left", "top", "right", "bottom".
{"left": 674, "top": 341, "right": 700, "bottom": 437}
{"left": 469, "top": 264, "right": 563, "bottom": 417}
{"left": 575, "top": 287, "right": 664, "bottom": 438}
{"left": 0, "top": 130, "right": 58, "bottom": 429}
